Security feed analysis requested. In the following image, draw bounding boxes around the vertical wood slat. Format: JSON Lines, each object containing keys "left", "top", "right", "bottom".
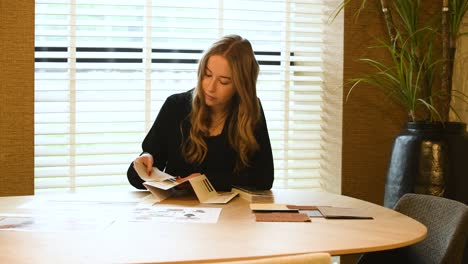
{"left": 0, "top": 0, "right": 35, "bottom": 196}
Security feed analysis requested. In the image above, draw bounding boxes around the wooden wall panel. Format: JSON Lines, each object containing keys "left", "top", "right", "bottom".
{"left": 341, "top": 2, "right": 409, "bottom": 264}
{"left": 341, "top": 0, "right": 441, "bottom": 204}
{"left": 0, "top": 1, "right": 35, "bottom": 196}
{"left": 342, "top": 1, "right": 406, "bottom": 206}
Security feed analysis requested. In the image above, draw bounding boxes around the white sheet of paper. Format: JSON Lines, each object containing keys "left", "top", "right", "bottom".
{"left": 133, "top": 161, "right": 175, "bottom": 182}
{"left": 128, "top": 206, "right": 222, "bottom": 223}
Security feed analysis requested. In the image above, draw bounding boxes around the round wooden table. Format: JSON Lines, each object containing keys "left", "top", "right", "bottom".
{"left": 0, "top": 189, "right": 427, "bottom": 263}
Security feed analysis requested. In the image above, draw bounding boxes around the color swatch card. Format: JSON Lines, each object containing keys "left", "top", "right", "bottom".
{"left": 316, "top": 206, "right": 373, "bottom": 219}
{"left": 250, "top": 203, "right": 299, "bottom": 212}
{"left": 254, "top": 212, "right": 311, "bottom": 222}
{"left": 188, "top": 174, "right": 238, "bottom": 204}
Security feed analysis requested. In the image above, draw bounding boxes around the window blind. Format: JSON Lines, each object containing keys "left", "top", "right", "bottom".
{"left": 35, "top": 0, "right": 337, "bottom": 191}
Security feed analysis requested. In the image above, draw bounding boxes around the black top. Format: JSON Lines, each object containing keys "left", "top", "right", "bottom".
{"left": 127, "top": 90, "right": 274, "bottom": 191}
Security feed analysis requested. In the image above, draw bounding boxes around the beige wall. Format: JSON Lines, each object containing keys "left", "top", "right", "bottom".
{"left": 0, "top": 1, "right": 35, "bottom": 196}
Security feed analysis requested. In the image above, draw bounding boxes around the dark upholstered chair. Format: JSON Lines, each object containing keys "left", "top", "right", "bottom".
{"left": 358, "top": 193, "right": 468, "bottom": 264}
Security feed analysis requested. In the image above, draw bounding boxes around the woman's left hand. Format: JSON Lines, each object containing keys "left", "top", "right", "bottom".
{"left": 174, "top": 173, "right": 202, "bottom": 190}
{"left": 176, "top": 173, "right": 202, "bottom": 183}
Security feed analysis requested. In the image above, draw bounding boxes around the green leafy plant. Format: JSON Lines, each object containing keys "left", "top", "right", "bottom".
{"left": 339, "top": 0, "right": 468, "bottom": 122}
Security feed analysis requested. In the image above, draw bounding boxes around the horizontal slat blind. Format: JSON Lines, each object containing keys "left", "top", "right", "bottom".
{"left": 35, "top": 0, "right": 330, "bottom": 191}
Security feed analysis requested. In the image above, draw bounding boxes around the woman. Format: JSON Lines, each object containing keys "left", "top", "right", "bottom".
{"left": 127, "top": 35, "right": 274, "bottom": 191}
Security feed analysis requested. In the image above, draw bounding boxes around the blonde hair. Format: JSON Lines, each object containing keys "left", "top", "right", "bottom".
{"left": 182, "top": 35, "right": 261, "bottom": 171}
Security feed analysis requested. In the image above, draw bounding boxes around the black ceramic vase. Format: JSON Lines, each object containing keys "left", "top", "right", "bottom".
{"left": 384, "top": 122, "right": 468, "bottom": 208}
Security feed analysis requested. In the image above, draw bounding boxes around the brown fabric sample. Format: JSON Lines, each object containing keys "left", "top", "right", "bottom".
{"left": 254, "top": 212, "right": 311, "bottom": 222}
{"left": 287, "top": 205, "right": 318, "bottom": 210}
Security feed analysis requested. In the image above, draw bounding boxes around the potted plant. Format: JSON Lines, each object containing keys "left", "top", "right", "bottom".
{"left": 336, "top": 0, "right": 468, "bottom": 207}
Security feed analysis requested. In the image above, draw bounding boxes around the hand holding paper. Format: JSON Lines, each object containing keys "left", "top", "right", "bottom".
{"left": 133, "top": 160, "right": 175, "bottom": 182}
{"left": 134, "top": 153, "right": 154, "bottom": 176}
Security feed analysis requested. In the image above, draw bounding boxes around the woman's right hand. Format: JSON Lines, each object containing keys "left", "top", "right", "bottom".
{"left": 134, "top": 153, "right": 154, "bottom": 176}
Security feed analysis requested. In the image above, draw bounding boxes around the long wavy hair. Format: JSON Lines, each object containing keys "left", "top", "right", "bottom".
{"left": 182, "top": 35, "right": 261, "bottom": 172}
